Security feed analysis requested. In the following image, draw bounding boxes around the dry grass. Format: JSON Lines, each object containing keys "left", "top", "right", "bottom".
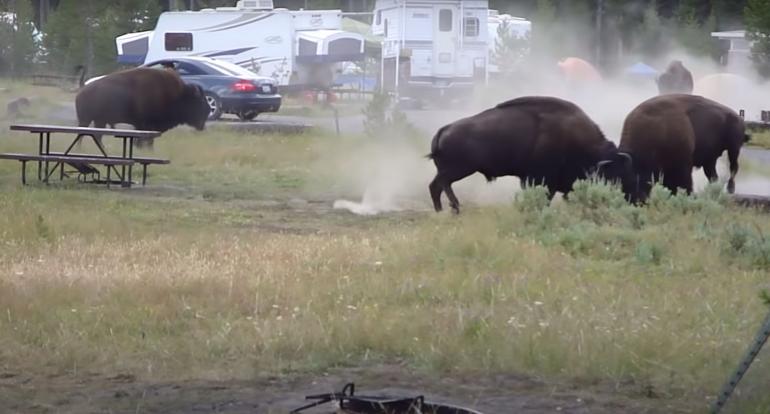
{"left": 748, "top": 130, "right": 770, "bottom": 150}
{"left": 0, "top": 88, "right": 768, "bottom": 409}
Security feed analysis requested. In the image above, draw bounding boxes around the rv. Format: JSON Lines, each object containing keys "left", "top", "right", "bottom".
{"left": 371, "top": 0, "right": 490, "bottom": 104}
{"left": 115, "top": 0, "right": 365, "bottom": 90}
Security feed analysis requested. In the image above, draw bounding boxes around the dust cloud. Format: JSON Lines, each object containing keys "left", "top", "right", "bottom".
{"left": 331, "top": 37, "right": 770, "bottom": 216}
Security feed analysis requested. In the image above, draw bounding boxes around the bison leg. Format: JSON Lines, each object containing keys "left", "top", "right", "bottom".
{"left": 429, "top": 175, "right": 444, "bottom": 212}
{"left": 430, "top": 168, "right": 473, "bottom": 214}
{"left": 444, "top": 184, "right": 462, "bottom": 214}
{"left": 663, "top": 167, "right": 693, "bottom": 196}
{"left": 703, "top": 161, "right": 718, "bottom": 183}
{"left": 727, "top": 147, "right": 741, "bottom": 194}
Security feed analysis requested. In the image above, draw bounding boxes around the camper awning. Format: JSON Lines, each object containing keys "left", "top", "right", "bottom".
{"left": 296, "top": 29, "right": 365, "bottom": 63}
{"left": 116, "top": 30, "right": 153, "bottom": 65}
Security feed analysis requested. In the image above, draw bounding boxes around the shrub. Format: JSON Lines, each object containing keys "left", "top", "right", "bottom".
{"left": 515, "top": 185, "right": 551, "bottom": 214}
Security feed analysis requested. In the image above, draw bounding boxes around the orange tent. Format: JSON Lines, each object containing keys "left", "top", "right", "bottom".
{"left": 557, "top": 57, "right": 602, "bottom": 82}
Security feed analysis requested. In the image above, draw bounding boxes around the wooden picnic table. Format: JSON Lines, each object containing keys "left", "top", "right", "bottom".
{"left": 1, "top": 124, "right": 169, "bottom": 188}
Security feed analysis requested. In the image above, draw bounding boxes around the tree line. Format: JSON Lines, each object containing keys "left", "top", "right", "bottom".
{"left": 1, "top": 0, "right": 770, "bottom": 78}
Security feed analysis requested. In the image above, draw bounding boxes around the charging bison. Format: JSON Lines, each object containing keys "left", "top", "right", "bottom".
{"left": 427, "top": 96, "right": 619, "bottom": 213}
{"left": 598, "top": 94, "right": 749, "bottom": 204}
{"left": 657, "top": 60, "right": 693, "bottom": 95}
{"left": 75, "top": 67, "right": 210, "bottom": 147}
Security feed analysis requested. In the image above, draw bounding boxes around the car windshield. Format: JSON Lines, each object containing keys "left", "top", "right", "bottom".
{"left": 202, "top": 59, "right": 265, "bottom": 80}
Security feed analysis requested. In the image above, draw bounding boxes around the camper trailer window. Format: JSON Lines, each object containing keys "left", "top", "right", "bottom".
{"left": 464, "top": 17, "right": 479, "bottom": 37}
{"left": 165, "top": 33, "right": 192, "bottom": 51}
{"left": 439, "top": 9, "right": 452, "bottom": 32}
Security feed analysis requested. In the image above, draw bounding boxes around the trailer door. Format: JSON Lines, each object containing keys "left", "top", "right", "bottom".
{"left": 433, "top": 6, "right": 457, "bottom": 78}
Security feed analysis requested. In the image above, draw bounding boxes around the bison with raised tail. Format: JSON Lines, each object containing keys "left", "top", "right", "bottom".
{"left": 75, "top": 67, "right": 210, "bottom": 146}
{"left": 598, "top": 94, "right": 749, "bottom": 204}
{"left": 427, "top": 96, "right": 619, "bottom": 214}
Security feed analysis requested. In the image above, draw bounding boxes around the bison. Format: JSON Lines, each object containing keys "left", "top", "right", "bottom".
{"left": 656, "top": 60, "right": 694, "bottom": 95}
{"left": 75, "top": 67, "right": 210, "bottom": 147}
{"left": 427, "top": 96, "right": 619, "bottom": 213}
{"left": 597, "top": 94, "right": 749, "bottom": 204}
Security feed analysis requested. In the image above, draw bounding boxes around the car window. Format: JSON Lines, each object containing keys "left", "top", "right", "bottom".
{"left": 145, "top": 62, "right": 171, "bottom": 71}
{"left": 174, "top": 62, "right": 205, "bottom": 76}
{"left": 203, "top": 59, "right": 262, "bottom": 79}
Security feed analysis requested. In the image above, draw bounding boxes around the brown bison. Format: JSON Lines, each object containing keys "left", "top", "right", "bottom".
{"left": 427, "top": 96, "right": 619, "bottom": 213}
{"left": 75, "top": 67, "right": 210, "bottom": 146}
{"left": 598, "top": 94, "right": 749, "bottom": 203}
{"left": 656, "top": 60, "right": 693, "bottom": 95}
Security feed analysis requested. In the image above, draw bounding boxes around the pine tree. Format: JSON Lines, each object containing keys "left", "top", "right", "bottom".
{"left": 531, "top": 0, "right": 556, "bottom": 62}
{"left": 746, "top": 0, "right": 770, "bottom": 77}
{"left": 42, "top": 0, "right": 160, "bottom": 76}
{"left": 492, "top": 19, "right": 530, "bottom": 77}
{"left": 0, "top": 0, "right": 39, "bottom": 76}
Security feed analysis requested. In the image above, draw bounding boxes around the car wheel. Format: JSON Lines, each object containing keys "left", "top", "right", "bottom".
{"left": 237, "top": 110, "right": 260, "bottom": 121}
{"left": 205, "top": 92, "right": 222, "bottom": 121}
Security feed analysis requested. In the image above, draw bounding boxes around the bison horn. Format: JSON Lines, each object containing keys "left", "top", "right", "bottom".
{"left": 618, "top": 152, "right": 632, "bottom": 165}
{"left": 596, "top": 160, "right": 613, "bottom": 169}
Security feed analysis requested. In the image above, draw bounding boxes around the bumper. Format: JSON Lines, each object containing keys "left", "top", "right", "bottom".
{"left": 401, "top": 80, "right": 474, "bottom": 101}
{"left": 221, "top": 95, "right": 282, "bottom": 114}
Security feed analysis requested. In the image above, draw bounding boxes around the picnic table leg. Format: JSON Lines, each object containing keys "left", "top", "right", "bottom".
{"left": 21, "top": 160, "right": 27, "bottom": 185}
{"left": 91, "top": 134, "right": 109, "bottom": 157}
{"left": 106, "top": 165, "right": 111, "bottom": 189}
{"left": 63, "top": 135, "right": 84, "bottom": 155}
{"left": 128, "top": 137, "right": 134, "bottom": 187}
{"left": 120, "top": 137, "right": 128, "bottom": 188}
{"left": 142, "top": 163, "right": 148, "bottom": 186}
{"left": 37, "top": 132, "right": 43, "bottom": 181}
{"left": 44, "top": 132, "right": 51, "bottom": 184}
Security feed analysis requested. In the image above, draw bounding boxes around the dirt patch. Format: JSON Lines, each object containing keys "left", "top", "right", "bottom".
{"left": 0, "top": 364, "right": 696, "bottom": 414}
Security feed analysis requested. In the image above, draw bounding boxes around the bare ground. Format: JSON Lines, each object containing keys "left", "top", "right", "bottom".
{"left": 1, "top": 363, "right": 697, "bottom": 414}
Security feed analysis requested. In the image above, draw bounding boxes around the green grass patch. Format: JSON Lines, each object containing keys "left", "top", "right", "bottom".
{"left": 0, "top": 82, "right": 769, "bottom": 409}
{"left": 748, "top": 130, "right": 770, "bottom": 150}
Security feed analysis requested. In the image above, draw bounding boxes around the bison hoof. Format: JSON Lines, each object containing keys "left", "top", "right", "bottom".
{"left": 727, "top": 179, "right": 736, "bottom": 194}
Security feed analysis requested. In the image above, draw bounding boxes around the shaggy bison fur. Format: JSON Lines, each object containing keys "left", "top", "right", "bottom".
{"left": 598, "top": 94, "right": 749, "bottom": 203}
{"left": 427, "top": 96, "right": 619, "bottom": 213}
{"left": 75, "top": 68, "right": 210, "bottom": 147}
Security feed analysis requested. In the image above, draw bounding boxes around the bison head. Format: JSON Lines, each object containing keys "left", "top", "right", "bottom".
{"left": 596, "top": 152, "right": 644, "bottom": 203}
{"left": 181, "top": 84, "right": 210, "bottom": 131}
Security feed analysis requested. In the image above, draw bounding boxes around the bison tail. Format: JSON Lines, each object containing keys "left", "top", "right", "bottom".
{"left": 427, "top": 125, "right": 449, "bottom": 160}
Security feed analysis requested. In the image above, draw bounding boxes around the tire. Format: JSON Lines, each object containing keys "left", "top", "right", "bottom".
{"left": 237, "top": 110, "right": 259, "bottom": 121}
{"left": 205, "top": 92, "right": 222, "bottom": 121}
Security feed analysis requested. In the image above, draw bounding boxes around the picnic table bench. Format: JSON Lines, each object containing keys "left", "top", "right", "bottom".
{"left": 1, "top": 124, "right": 168, "bottom": 188}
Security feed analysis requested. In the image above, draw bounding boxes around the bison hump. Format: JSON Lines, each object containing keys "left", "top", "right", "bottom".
{"left": 495, "top": 96, "right": 577, "bottom": 112}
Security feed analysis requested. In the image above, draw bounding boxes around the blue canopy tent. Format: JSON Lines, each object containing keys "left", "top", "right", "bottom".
{"left": 624, "top": 62, "right": 659, "bottom": 79}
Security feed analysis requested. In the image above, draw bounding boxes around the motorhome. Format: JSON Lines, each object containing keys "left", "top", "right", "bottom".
{"left": 115, "top": 0, "right": 365, "bottom": 90}
{"left": 371, "top": 0, "right": 490, "bottom": 103}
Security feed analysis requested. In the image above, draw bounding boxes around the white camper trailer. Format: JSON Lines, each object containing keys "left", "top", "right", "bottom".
{"left": 117, "top": 0, "right": 365, "bottom": 90}
{"left": 371, "top": 0, "right": 490, "bottom": 103}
